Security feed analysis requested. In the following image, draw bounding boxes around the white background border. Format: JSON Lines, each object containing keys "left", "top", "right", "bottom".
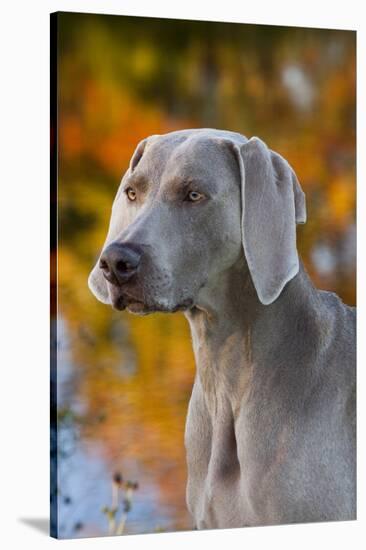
{"left": 0, "top": 1, "right": 364, "bottom": 548}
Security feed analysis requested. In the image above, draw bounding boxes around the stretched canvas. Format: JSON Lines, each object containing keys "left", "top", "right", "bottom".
{"left": 50, "top": 11, "right": 356, "bottom": 539}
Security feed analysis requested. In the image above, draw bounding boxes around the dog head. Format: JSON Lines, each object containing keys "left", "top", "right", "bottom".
{"left": 88, "top": 129, "right": 306, "bottom": 313}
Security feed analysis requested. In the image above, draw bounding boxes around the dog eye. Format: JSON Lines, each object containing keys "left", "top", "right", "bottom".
{"left": 186, "top": 191, "right": 204, "bottom": 202}
{"left": 125, "top": 187, "right": 137, "bottom": 201}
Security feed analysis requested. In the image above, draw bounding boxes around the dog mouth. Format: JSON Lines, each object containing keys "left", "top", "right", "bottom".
{"left": 112, "top": 295, "right": 143, "bottom": 312}
{"left": 109, "top": 290, "right": 144, "bottom": 312}
{"left": 109, "top": 287, "right": 194, "bottom": 314}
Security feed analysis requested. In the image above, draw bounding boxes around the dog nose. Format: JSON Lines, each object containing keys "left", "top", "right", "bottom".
{"left": 99, "top": 243, "right": 142, "bottom": 285}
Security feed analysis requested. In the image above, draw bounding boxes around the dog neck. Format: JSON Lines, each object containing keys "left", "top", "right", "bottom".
{"left": 185, "top": 259, "right": 324, "bottom": 417}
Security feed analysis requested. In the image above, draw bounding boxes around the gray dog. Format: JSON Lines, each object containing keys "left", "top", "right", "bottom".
{"left": 88, "top": 129, "right": 356, "bottom": 529}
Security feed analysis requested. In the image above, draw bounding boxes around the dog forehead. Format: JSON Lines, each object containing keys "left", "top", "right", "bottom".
{"left": 150, "top": 132, "right": 240, "bottom": 181}
{"left": 128, "top": 129, "right": 247, "bottom": 191}
{"left": 131, "top": 133, "right": 187, "bottom": 182}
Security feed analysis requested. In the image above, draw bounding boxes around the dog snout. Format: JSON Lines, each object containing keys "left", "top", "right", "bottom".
{"left": 99, "top": 242, "right": 142, "bottom": 285}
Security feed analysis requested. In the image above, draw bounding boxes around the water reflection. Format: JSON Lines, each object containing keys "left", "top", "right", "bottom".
{"left": 57, "top": 311, "right": 195, "bottom": 537}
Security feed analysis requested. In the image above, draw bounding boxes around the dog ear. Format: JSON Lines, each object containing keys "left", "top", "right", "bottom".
{"left": 88, "top": 136, "right": 153, "bottom": 304}
{"left": 235, "top": 137, "right": 306, "bottom": 305}
{"left": 129, "top": 137, "right": 148, "bottom": 172}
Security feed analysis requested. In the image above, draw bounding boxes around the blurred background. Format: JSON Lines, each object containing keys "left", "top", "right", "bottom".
{"left": 54, "top": 12, "right": 356, "bottom": 538}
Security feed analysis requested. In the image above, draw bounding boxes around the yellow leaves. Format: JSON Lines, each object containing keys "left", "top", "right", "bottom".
{"left": 59, "top": 79, "right": 166, "bottom": 178}
{"left": 326, "top": 174, "right": 356, "bottom": 230}
{"left": 245, "top": 73, "right": 266, "bottom": 99}
{"left": 284, "top": 147, "right": 327, "bottom": 186}
{"left": 59, "top": 115, "right": 83, "bottom": 158}
{"left": 322, "top": 70, "right": 355, "bottom": 115}
{"left": 131, "top": 45, "right": 158, "bottom": 79}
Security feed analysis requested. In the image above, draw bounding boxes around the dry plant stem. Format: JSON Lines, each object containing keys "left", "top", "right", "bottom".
{"left": 112, "top": 483, "right": 119, "bottom": 509}
{"left": 108, "top": 516, "right": 116, "bottom": 536}
{"left": 115, "top": 514, "right": 127, "bottom": 536}
{"left": 115, "top": 488, "right": 134, "bottom": 536}
{"left": 107, "top": 482, "right": 119, "bottom": 534}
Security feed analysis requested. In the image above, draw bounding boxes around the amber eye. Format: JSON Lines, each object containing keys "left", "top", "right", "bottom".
{"left": 125, "top": 187, "right": 137, "bottom": 201}
{"left": 186, "top": 191, "right": 203, "bottom": 202}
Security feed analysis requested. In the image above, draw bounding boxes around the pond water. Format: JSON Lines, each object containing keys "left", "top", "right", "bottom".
{"left": 55, "top": 305, "right": 196, "bottom": 538}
